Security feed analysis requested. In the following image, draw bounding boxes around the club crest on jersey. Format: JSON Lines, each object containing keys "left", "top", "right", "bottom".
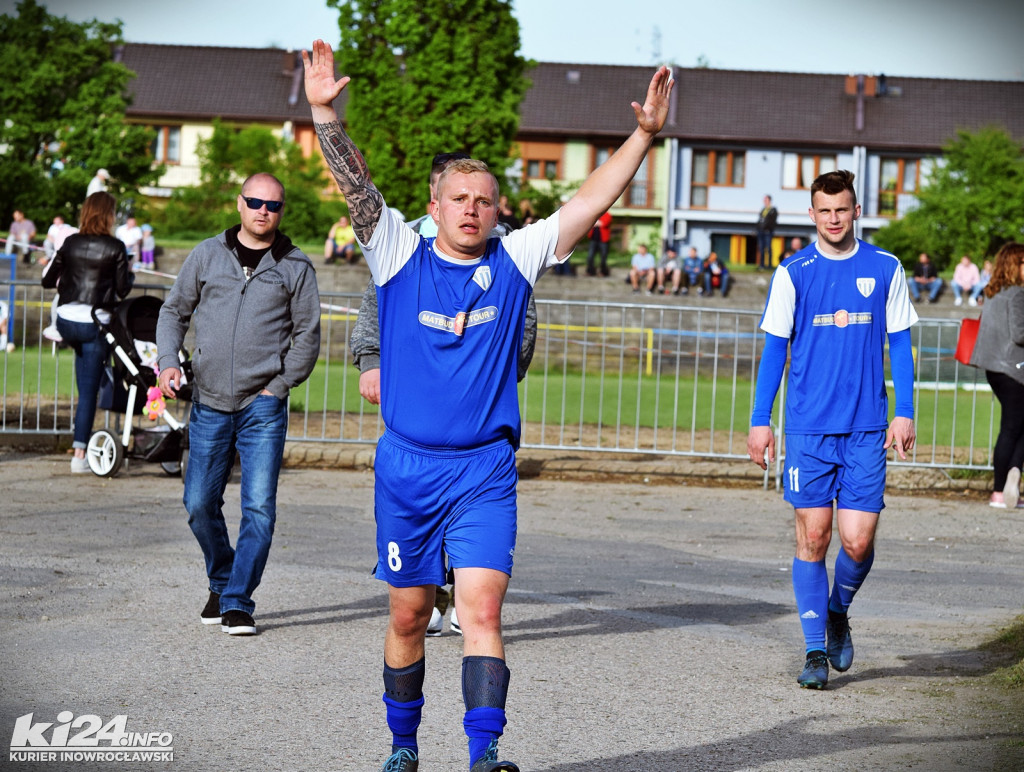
{"left": 856, "top": 277, "right": 875, "bottom": 297}
{"left": 472, "top": 266, "right": 492, "bottom": 291}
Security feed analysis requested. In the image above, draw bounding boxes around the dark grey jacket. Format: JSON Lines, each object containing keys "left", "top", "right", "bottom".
{"left": 970, "top": 285, "right": 1024, "bottom": 386}
{"left": 157, "top": 226, "right": 321, "bottom": 411}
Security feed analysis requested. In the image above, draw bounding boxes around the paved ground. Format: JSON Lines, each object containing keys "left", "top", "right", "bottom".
{"left": 2, "top": 449, "right": 1022, "bottom": 771}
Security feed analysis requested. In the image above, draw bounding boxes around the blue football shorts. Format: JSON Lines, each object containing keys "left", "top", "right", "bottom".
{"left": 373, "top": 430, "right": 518, "bottom": 588}
{"left": 783, "top": 430, "right": 887, "bottom": 513}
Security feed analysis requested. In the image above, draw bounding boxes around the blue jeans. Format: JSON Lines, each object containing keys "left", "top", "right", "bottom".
{"left": 57, "top": 317, "right": 110, "bottom": 449}
{"left": 909, "top": 278, "right": 943, "bottom": 302}
{"left": 184, "top": 395, "right": 288, "bottom": 615}
{"left": 757, "top": 231, "right": 774, "bottom": 268}
{"left": 704, "top": 273, "right": 731, "bottom": 296}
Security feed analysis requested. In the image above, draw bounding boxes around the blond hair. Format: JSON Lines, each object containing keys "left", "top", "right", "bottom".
{"left": 435, "top": 159, "right": 498, "bottom": 201}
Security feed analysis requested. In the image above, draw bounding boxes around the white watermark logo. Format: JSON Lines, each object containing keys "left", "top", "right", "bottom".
{"left": 9, "top": 712, "right": 173, "bottom": 763}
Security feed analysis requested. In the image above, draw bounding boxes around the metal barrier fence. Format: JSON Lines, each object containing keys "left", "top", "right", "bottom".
{"left": 0, "top": 278, "right": 997, "bottom": 475}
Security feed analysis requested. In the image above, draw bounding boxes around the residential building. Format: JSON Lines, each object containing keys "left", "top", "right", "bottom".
{"left": 120, "top": 44, "right": 1024, "bottom": 264}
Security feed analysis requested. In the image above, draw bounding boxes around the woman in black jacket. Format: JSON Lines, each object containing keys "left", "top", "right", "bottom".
{"left": 42, "top": 192, "right": 134, "bottom": 473}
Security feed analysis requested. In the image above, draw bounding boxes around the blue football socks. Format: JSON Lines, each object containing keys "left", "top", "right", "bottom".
{"left": 383, "top": 658, "right": 425, "bottom": 753}
{"left": 792, "top": 557, "right": 829, "bottom": 652}
{"left": 829, "top": 547, "right": 874, "bottom": 614}
{"left": 462, "top": 656, "right": 510, "bottom": 766}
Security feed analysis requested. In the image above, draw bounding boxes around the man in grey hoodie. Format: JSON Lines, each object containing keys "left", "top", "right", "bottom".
{"left": 156, "top": 172, "right": 321, "bottom": 636}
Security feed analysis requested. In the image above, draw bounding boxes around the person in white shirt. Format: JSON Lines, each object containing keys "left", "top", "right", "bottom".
{"left": 86, "top": 168, "right": 110, "bottom": 197}
{"left": 115, "top": 217, "right": 143, "bottom": 266}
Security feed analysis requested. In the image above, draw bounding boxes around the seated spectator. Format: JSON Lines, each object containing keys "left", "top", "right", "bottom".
{"left": 780, "top": 236, "right": 804, "bottom": 260}
{"left": 951, "top": 255, "right": 980, "bottom": 307}
{"left": 324, "top": 215, "right": 357, "bottom": 264}
{"left": 703, "top": 252, "right": 731, "bottom": 297}
{"left": 629, "top": 244, "right": 657, "bottom": 294}
{"left": 497, "top": 195, "right": 521, "bottom": 230}
{"left": 682, "top": 247, "right": 703, "bottom": 293}
{"left": 969, "top": 259, "right": 992, "bottom": 307}
{"left": 656, "top": 247, "right": 682, "bottom": 295}
{"left": 115, "top": 216, "right": 143, "bottom": 267}
{"left": 908, "top": 252, "right": 943, "bottom": 303}
{"left": 0, "top": 298, "right": 11, "bottom": 352}
{"left": 6, "top": 210, "right": 37, "bottom": 265}
{"left": 42, "top": 215, "right": 78, "bottom": 266}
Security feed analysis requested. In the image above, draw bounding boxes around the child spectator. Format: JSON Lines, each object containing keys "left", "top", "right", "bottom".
{"left": 141, "top": 224, "right": 156, "bottom": 270}
{"left": 703, "top": 252, "right": 731, "bottom": 297}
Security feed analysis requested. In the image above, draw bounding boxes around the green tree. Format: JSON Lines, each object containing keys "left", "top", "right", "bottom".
{"left": 874, "top": 127, "right": 1024, "bottom": 269}
{"left": 329, "top": 0, "right": 530, "bottom": 216}
{"left": 0, "top": 0, "right": 161, "bottom": 225}
{"left": 158, "top": 121, "right": 342, "bottom": 243}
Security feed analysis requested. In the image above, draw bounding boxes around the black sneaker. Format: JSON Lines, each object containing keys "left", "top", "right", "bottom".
{"left": 200, "top": 591, "right": 221, "bottom": 625}
{"left": 221, "top": 609, "right": 257, "bottom": 636}
{"left": 381, "top": 747, "right": 418, "bottom": 771}
{"left": 470, "top": 739, "right": 518, "bottom": 772}
{"left": 826, "top": 611, "right": 854, "bottom": 672}
{"left": 797, "top": 650, "right": 829, "bottom": 689}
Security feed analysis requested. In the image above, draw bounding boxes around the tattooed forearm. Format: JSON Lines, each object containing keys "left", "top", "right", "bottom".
{"left": 314, "top": 119, "right": 384, "bottom": 244}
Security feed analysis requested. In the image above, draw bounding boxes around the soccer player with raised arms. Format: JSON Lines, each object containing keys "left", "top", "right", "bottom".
{"left": 747, "top": 170, "right": 918, "bottom": 690}
{"left": 303, "top": 39, "right": 673, "bottom": 770}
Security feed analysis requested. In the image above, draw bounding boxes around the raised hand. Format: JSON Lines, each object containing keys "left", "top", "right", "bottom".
{"left": 630, "top": 65, "right": 674, "bottom": 136}
{"left": 302, "top": 39, "right": 350, "bottom": 108}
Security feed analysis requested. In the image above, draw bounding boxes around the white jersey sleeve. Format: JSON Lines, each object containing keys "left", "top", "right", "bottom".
{"left": 358, "top": 205, "right": 421, "bottom": 286}
{"left": 885, "top": 266, "right": 919, "bottom": 333}
{"left": 499, "top": 211, "right": 568, "bottom": 287}
{"left": 759, "top": 264, "right": 797, "bottom": 339}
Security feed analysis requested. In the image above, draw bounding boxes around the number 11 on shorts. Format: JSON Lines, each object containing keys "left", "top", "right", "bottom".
{"left": 788, "top": 466, "right": 799, "bottom": 492}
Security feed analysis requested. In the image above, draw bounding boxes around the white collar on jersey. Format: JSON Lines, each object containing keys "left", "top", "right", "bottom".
{"left": 814, "top": 239, "right": 861, "bottom": 261}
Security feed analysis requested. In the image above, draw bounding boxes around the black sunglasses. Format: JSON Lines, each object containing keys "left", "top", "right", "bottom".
{"left": 242, "top": 196, "right": 284, "bottom": 213}
{"left": 431, "top": 152, "right": 471, "bottom": 168}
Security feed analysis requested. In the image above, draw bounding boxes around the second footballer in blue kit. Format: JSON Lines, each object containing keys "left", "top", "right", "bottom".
{"left": 748, "top": 170, "right": 918, "bottom": 690}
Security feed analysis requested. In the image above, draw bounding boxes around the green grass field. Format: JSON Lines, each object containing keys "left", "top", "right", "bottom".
{"left": 4, "top": 347, "right": 999, "bottom": 453}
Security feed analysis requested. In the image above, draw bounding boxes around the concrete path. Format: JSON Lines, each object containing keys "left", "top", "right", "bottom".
{"left": 1, "top": 451, "right": 1021, "bottom": 771}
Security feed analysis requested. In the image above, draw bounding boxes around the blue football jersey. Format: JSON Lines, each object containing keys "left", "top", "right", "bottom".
{"left": 760, "top": 239, "right": 917, "bottom": 434}
{"left": 360, "top": 206, "right": 562, "bottom": 448}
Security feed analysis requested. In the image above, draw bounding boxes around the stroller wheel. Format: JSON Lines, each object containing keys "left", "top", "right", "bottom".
{"left": 179, "top": 446, "right": 189, "bottom": 483}
{"left": 160, "top": 460, "right": 182, "bottom": 477}
{"left": 86, "top": 429, "right": 124, "bottom": 477}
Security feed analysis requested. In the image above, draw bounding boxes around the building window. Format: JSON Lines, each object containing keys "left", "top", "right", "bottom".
{"left": 518, "top": 140, "right": 563, "bottom": 183}
{"left": 690, "top": 150, "right": 745, "bottom": 208}
{"left": 628, "top": 154, "right": 650, "bottom": 207}
{"left": 150, "top": 126, "right": 181, "bottom": 164}
{"left": 878, "top": 157, "right": 927, "bottom": 216}
{"left": 525, "top": 159, "right": 558, "bottom": 180}
{"left": 781, "top": 153, "right": 836, "bottom": 189}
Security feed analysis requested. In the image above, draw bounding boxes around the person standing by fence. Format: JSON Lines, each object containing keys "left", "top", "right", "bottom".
{"left": 41, "top": 192, "right": 134, "bottom": 473}
{"left": 746, "top": 169, "right": 917, "bottom": 690}
{"left": 968, "top": 242, "right": 1024, "bottom": 509}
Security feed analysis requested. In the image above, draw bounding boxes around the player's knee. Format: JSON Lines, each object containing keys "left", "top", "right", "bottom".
{"left": 390, "top": 602, "right": 432, "bottom": 638}
{"left": 458, "top": 595, "right": 503, "bottom": 634}
{"left": 841, "top": 537, "right": 874, "bottom": 563}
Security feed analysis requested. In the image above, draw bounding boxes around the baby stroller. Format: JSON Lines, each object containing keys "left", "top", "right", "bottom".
{"left": 86, "top": 295, "right": 193, "bottom": 478}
